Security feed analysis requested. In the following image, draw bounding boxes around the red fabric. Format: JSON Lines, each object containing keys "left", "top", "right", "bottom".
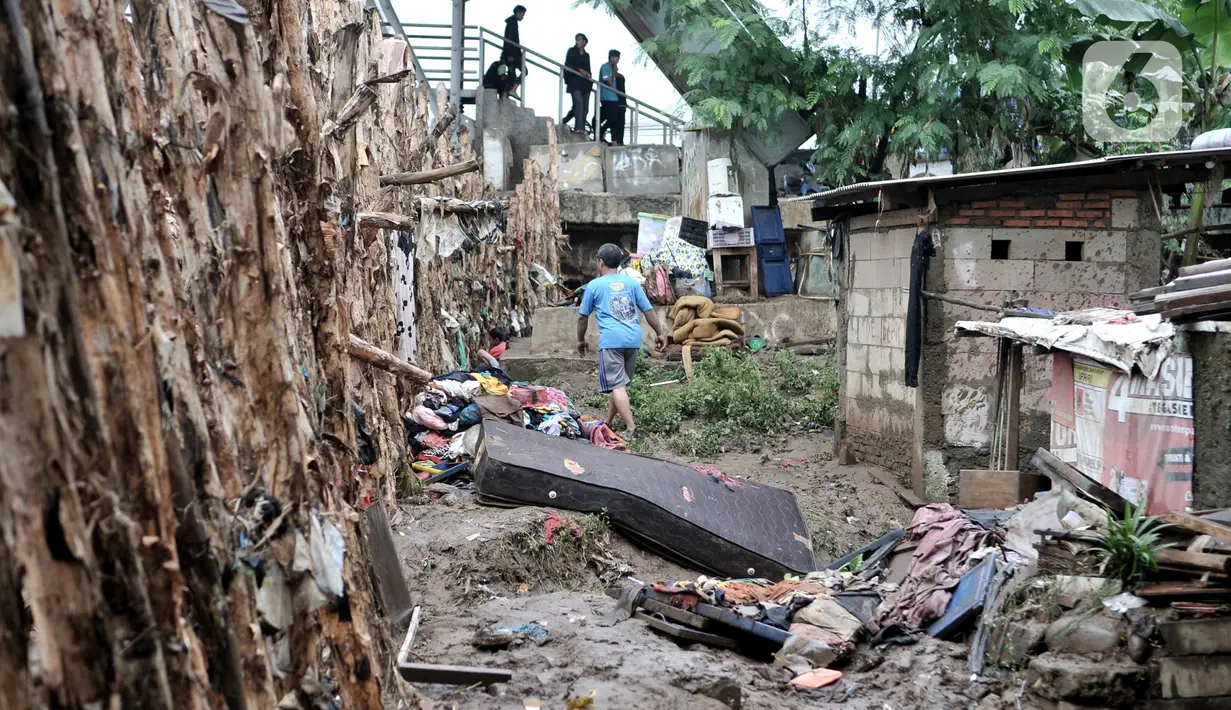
{"left": 489, "top": 341, "right": 507, "bottom": 359}
{"left": 544, "top": 513, "right": 581, "bottom": 545}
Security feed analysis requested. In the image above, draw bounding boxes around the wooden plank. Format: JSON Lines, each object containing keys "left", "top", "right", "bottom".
{"left": 640, "top": 598, "right": 715, "bottom": 631}
{"left": 1167, "top": 511, "right": 1231, "bottom": 540}
{"left": 1160, "top": 302, "right": 1231, "bottom": 322}
{"left": 1160, "top": 655, "right": 1231, "bottom": 699}
{"left": 959, "top": 470, "right": 1049, "bottom": 509}
{"left": 1171, "top": 269, "right": 1231, "bottom": 293}
{"left": 863, "top": 466, "right": 926, "bottom": 508}
{"left": 1159, "top": 617, "right": 1231, "bottom": 655}
{"left": 1137, "top": 582, "right": 1231, "bottom": 600}
{"left": 1031, "top": 448, "right": 1128, "bottom": 513}
{"left": 1155, "top": 549, "right": 1231, "bottom": 575}
{"left": 380, "top": 159, "right": 480, "bottom": 186}
{"left": 635, "top": 610, "right": 738, "bottom": 648}
{"left": 1156, "top": 282, "right": 1231, "bottom": 309}
{"left": 398, "top": 663, "right": 512, "bottom": 685}
{"left": 1179, "top": 257, "right": 1231, "bottom": 277}
{"left": 1188, "top": 535, "right": 1231, "bottom": 554}
{"left": 365, "top": 502, "right": 416, "bottom": 630}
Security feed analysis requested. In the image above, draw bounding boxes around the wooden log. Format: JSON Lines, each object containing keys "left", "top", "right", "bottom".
{"left": 397, "top": 662, "right": 512, "bottom": 685}
{"left": 1169, "top": 269, "right": 1231, "bottom": 293}
{"left": 1155, "top": 282, "right": 1231, "bottom": 310}
{"left": 380, "top": 159, "right": 480, "bottom": 186}
{"left": 347, "top": 334, "right": 432, "bottom": 382}
{"left": 356, "top": 212, "right": 416, "bottom": 231}
{"left": 1167, "top": 511, "right": 1231, "bottom": 541}
{"left": 1155, "top": 549, "right": 1231, "bottom": 575}
{"left": 1188, "top": 535, "right": 1231, "bottom": 554}
{"left": 1137, "top": 582, "right": 1231, "bottom": 599}
{"left": 1031, "top": 448, "right": 1128, "bottom": 513}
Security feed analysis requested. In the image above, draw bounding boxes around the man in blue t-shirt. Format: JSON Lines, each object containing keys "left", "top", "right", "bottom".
{"left": 598, "top": 50, "right": 623, "bottom": 146}
{"left": 577, "top": 243, "right": 668, "bottom": 437}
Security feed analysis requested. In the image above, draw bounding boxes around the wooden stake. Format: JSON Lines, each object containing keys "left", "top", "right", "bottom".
{"left": 356, "top": 212, "right": 416, "bottom": 231}
{"left": 380, "top": 159, "right": 479, "bottom": 186}
{"left": 347, "top": 334, "right": 432, "bottom": 382}
{"left": 1166, "top": 511, "right": 1231, "bottom": 541}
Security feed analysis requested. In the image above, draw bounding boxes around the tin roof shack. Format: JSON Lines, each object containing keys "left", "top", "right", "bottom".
{"left": 793, "top": 148, "right": 1231, "bottom": 501}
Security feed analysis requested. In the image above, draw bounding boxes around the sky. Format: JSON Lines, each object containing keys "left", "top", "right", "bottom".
{"left": 400, "top": 0, "right": 884, "bottom": 140}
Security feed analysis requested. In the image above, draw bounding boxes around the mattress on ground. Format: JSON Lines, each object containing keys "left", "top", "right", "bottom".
{"left": 473, "top": 419, "right": 815, "bottom": 578}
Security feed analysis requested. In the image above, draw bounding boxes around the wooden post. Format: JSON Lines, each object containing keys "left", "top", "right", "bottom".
{"left": 1005, "top": 343, "right": 1023, "bottom": 471}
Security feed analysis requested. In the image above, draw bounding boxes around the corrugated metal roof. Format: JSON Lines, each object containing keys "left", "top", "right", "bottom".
{"left": 784, "top": 147, "right": 1231, "bottom": 206}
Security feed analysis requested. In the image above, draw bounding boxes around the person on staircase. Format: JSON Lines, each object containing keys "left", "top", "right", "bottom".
{"left": 502, "top": 5, "right": 526, "bottom": 74}
{"left": 561, "top": 33, "right": 592, "bottom": 134}
{"left": 481, "top": 53, "right": 520, "bottom": 101}
{"left": 598, "top": 50, "right": 624, "bottom": 146}
{"left": 576, "top": 243, "right": 668, "bottom": 439}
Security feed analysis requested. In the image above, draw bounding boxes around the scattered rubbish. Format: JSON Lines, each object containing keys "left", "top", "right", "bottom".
{"left": 397, "top": 663, "right": 512, "bottom": 686}
{"left": 466, "top": 533, "right": 482, "bottom": 541}
{"left": 789, "top": 668, "right": 842, "bottom": 689}
{"left": 1060, "top": 510, "right": 1089, "bottom": 530}
{"left": 521, "top": 699, "right": 542, "bottom": 709}
{"left": 1103, "top": 592, "right": 1148, "bottom": 615}
{"left": 566, "top": 690, "right": 597, "bottom": 709}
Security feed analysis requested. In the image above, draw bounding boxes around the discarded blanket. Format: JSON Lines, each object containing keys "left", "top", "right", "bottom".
{"left": 667, "top": 295, "right": 744, "bottom": 379}
{"left": 868, "top": 504, "right": 991, "bottom": 633}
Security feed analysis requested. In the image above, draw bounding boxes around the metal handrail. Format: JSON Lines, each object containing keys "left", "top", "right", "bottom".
{"left": 393, "top": 22, "right": 683, "bottom": 145}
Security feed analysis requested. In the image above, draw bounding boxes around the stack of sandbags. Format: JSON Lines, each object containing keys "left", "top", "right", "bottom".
{"left": 668, "top": 296, "right": 744, "bottom": 378}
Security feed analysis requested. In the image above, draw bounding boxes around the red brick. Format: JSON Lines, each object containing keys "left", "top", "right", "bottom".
{"left": 960, "top": 208, "right": 985, "bottom": 216}
{"left": 989, "top": 209, "right": 1016, "bottom": 217}
{"left": 947, "top": 217, "right": 971, "bottom": 225}
{"left": 999, "top": 199, "right": 1026, "bottom": 208}
{"left": 1091, "top": 220, "right": 1107, "bottom": 228}
{"left": 1019, "top": 209, "right": 1046, "bottom": 217}
{"left": 1077, "top": 210, "right": 1108, "bottom": 218}
{"left": 1056, "top": 200, "right": 1084, "bottom": 209}
{"left": 1059, "top": 192, "right": 1086, "bottom": 200}
{"left": 1061, "top": 219, "right": 1089, "bottom": 228}
{"left": 973, "top": 218, "right": 999, "bottom": 226}
{"left": 971, "top": 201, "right": 998, "bottom": 208}
{"left": 1024, "top": 198, "right": 1051, "bottom": 209}
{"left": 1047, "top": 209, "right": 1075, "bottom": 218}
{"left": 1034, "top": 218, "right": 1061, "bottom": 227}
{"left": 1111, "top": 189, "right": 1136, "bottom": 198}
{"left": 1003, "top": 219, "right": 1032, "bottom": 227}
{"left": 1083, "top": 200, "right": 1111, "bottom": 209}
{"left": 1086, "top": 192, "right": 1110, "bottom": 199}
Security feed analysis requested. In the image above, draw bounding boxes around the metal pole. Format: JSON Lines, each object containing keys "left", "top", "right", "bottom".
{"left": 593, "top": 85, "right": 601, "bottom": 142}
{"left": 449, "top": 0, "right": 464, "bottom": 110}
{"left": 558, "top": 71, "right": 564, "bottom": 124}
{"left": 631, "top": 102, "right": 637, "bottom": 144}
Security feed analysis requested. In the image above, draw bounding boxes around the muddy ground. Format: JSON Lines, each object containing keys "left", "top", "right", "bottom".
{"left": 391, "top": 426, "right": 1046, "bottom": 709}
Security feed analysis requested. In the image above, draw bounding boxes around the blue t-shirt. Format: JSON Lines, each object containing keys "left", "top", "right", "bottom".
{"left": 579, "top": 273, "right": 652, "bottom": 350}
{"left": 599, "top": 64, "right": 617, "bottom": 102}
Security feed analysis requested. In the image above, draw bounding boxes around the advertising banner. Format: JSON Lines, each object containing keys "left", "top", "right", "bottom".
{"left": 1050, "top": 352, "right": 1193, "bottom": 515}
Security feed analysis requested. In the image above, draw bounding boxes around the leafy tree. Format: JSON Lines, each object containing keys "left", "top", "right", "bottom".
{"left": 601, "top": 0, "right": 1231, "bottom": 184}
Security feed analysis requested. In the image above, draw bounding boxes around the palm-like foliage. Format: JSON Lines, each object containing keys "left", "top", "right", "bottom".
{"left": 1089, "top": 502, "right": 1175, "bottom": 587}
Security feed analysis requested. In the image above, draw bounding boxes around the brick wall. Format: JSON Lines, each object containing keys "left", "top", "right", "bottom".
{"left": 946, "top": 189, "right": 1137, "bottom": 230}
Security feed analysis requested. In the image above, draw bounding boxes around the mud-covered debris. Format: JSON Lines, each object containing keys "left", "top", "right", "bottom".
{"left": 473, "top": 622, "right": 550, "bottom": 648}
{"left": 309, "top": 512, "right": 345, "bottom": 597}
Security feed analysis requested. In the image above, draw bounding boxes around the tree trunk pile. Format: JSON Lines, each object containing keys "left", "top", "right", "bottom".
{"left": 0, "top": 0, "right": 559, "bottom": 705}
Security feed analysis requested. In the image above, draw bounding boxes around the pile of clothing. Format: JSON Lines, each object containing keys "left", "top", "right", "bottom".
{"left": 640, "top": 235, "right": 713, "bottom": 302}
{"left": 406, "top": 368, "right": 628, "bottom": 480}
{"left": 667, "top": 295, "right": 744, "bottom": 378}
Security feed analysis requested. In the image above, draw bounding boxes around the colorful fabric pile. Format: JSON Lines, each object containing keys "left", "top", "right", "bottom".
{"left": 406, "top": 368, "right": 628, "bottom": 479}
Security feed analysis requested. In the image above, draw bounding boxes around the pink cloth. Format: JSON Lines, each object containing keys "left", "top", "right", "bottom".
{"left": 868, "top": 504, "right": 990, "bottom": 633}
{"left": 587, "top": 422, "right": 628, "bottom": 452}
{"left": 411, "top": 405, "right": 450, "bottom": 431}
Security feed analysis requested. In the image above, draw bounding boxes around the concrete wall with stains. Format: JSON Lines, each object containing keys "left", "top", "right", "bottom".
{"left": 837, "top": 189, "right": 1160, "bottom": 497}
{"left": 841, "top": 210, "right": 918, "bottom": 478}
{"left": 929, "top": 189, "right": 1159, "bottom": 485}
{"left": 605, "top": 145, "right": 681, "bottom": 195}
{"left": 680, "top": 128, "right": 770, "bottom": 225}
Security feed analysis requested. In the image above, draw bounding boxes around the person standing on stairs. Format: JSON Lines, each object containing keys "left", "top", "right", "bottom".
{"left": 576, "top": 243, "right": 668, "bottom": 439}
{"left": 561, "top": 33, "right": 592, "bottom": 134}
{"left": 598, "top": 50, "right": 623, "bottom": 146}
{"left": 481, "top": 53, "right": 520, "bottom": 101}
{"left": 503, "top": 5, "right": 526, "bottom": 74}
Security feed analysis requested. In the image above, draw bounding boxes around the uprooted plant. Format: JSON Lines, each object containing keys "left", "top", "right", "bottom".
{"left": 1088, "top": 502, "right": 1175, "bottom": 587}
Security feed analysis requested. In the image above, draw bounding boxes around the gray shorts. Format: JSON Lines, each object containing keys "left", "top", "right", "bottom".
{"left": 598, "top": 348, "right": 638, "bottom": 393}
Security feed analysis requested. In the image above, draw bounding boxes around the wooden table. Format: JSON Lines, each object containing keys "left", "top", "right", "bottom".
{"left": 712, "top": 247, "right": 758, "bottom": 299}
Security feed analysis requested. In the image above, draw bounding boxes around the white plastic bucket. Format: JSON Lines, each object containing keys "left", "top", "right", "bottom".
{"left": 707, "top": 158, "right": 736, "bottom": 196}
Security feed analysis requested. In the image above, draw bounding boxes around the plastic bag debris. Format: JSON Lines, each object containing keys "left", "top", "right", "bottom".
{"left": 309, "top": 513, "right": 346, "bottom": 597}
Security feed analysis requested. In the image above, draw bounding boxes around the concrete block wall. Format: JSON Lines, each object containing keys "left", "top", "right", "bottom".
{"left": 931, "top": 189, "right": 1159, "bottom": 471}
{"left": 530, "top": 142, "right": 605, "bottom": 192}
{"left": 842, "top": 213, "right": 917, "bottom": 473}
{"left": 604, "top": 145, "right": 681, "bottom": 195}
